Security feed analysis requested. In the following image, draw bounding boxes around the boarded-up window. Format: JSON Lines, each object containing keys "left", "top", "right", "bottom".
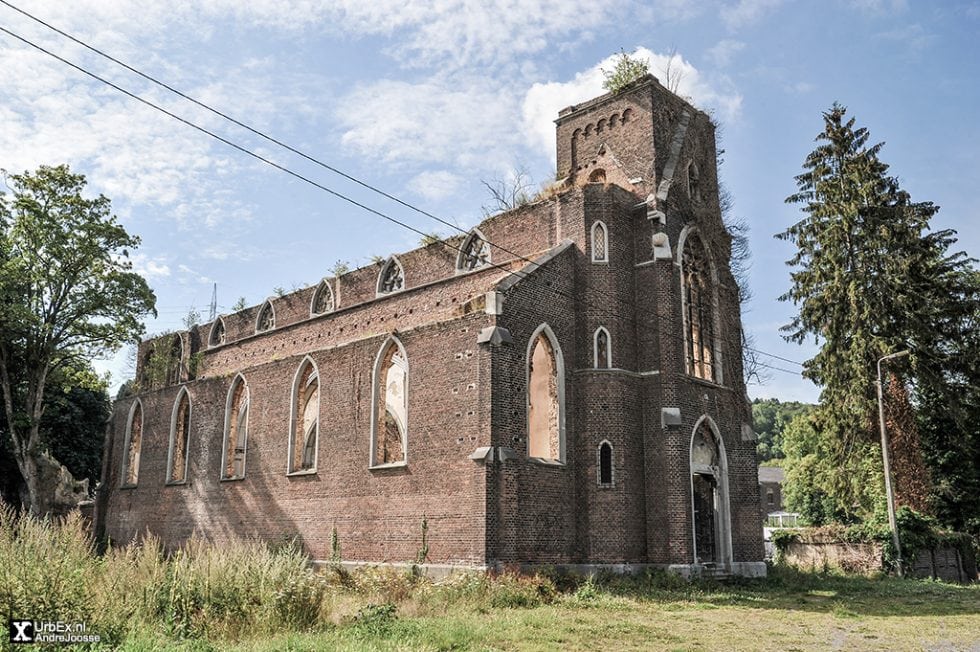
{"left": 373, "top": 339, "right": 407, "bottom": 465}
{"left": 168, "top": 390, "right": 191, "bottom": 484}
{"left": 594, "top": 327, "right": 611, "bottom": 368}
{"left": 692, "top": 424, "right": 719, "bottom": 468}
{"left": 598, "top": 441, "right": 613, "bottom": 486}
{"left": 591, "top": 221, "right": 608, "bottom": 263}
{"left": 122, "top": 401, "right": 143, "bottom": 487}
{"left": 289, "top": 359, "right": 319, "bottom": 472}
{"left": 682, "top": 232, "right": 718, "bottom": 382}
{"left": 222, "top": 376, "right": 249, "bottom": 479}
{"left": 528, "top": 330, "right": 561, "bottom": 461}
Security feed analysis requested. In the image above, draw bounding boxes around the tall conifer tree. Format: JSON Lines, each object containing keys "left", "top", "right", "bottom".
{"left": 779, "top": 104, "right": 979, "bottom": 523}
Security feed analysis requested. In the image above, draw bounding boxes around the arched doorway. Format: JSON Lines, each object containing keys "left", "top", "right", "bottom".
{"left": 690, "top": 417, "right": 732, "bottom": 567}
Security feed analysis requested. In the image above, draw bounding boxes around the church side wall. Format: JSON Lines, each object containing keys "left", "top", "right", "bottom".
{"left": 105, "top": 310, "right": 492, "bottom": 565}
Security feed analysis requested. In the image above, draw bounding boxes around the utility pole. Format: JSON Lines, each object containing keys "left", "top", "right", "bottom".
{"left": 877, "top": 349, "right": 910, "bottom": 578}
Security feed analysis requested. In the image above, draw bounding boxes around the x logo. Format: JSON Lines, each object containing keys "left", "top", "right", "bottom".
{"left": 10, "top": 620, "right": 33, "bottom": 643}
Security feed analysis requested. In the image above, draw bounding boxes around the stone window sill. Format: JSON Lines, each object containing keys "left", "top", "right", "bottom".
{"left": 369, "top": 461, "right": 407, "bottom": 470}
{"left": 220, "top": 475, "right": 245, "bottom": 482}
{"left": 529, "top": 457, "right": 566, "bottom": 467}
{"left": 286, "top": 469, "right": 317, "bottom": 477}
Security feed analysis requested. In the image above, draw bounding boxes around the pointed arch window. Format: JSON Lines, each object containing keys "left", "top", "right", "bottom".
{"left": 209, "top": 317, "right": 226, "bottom": 347}
{"left": 688, "top": 161, "right": 701, "bottom": 202}
{"left": 591, "top": 221, "right": 609, "bottom": 263}
{"left": 457, "top": 230, "right": 491, "bottom": 272}
{"left": 311, "top": 280, "right": 335, "bottom": 315}
{"left": 594, "top": 326, "right": 612, "bottom": 368}
{"left": 527, "top": 325, "right": 565, "bottom": 463}
{"left": 681, "top": 230, "right": 719, "bottom": 383}
{"left": 139, "top": 350, "right": 153, "bottom": 389}
{"left": 377, "top": 257, "right": 405, "bottom": 296}
{"left": 256, "top": 300, "right": 275, "bottom": 333}
{"left": 288, "top": 358, "right": 319, "bottom": 473}
{"left": 121, "top": 400, "right": 143, "bottom": 487}
{"left": 168, "top": 335, "right": 183, "bottom": 385}
{"left": 370, "top": 337, "right": 408, "bottom": 467}
{"left": 221, "top": 375, "right": 249, "bottom": 480}
{"left": 597, "top": 441, "right": 614, "bottom": 487}
{"left": 167, "top": 389, "right": 191, "bottom": 484}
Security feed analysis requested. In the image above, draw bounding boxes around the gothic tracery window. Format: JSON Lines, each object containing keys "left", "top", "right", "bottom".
{"left": 591, "top": 221, "right": 609, "bottom": 263}
{"left": 256, "top": 301, "right": 275, "bottom": 333}
{"left": 209, "top": 318, "right": 226, "bottom": 347}
{"left": 311, "top": 280, "right": 335, "bottom": 315}
{"left": 377, "top": 258, "right": 405, "bottom": 295}
{"left": 372, "top": 338, "right": 408, "bottom": 466}
{"left": 168, "top": 389, "right": 191, "bottom": 484}
{"left": 289, "top": 358, "right": 319, "bottom": 473}
{"left": 682, "top": 231, "right": 718, "bottom": 383}
{"left": 222, "top": 375, "right": 249, "bottom": 479}
{"left": 458, "top": 230, "right": 491, "bottom": 272}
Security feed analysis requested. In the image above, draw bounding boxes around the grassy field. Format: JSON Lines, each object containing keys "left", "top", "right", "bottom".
{"left": 2, "top": 508, "right": 978, "bottom": 651}
{"left": 193, "top": 570, "right": 980, "bottom": 652}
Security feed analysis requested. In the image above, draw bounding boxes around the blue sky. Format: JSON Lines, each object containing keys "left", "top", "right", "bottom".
{"left": 2, "top": 0, "right": 977, "bottom": 402}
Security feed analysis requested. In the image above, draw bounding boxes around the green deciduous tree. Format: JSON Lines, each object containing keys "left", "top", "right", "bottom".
{"left": 778, "top": 105, "right": 980, "bottom": 526}
{"left": 0, "top": 164, "right": 156, "bottom": 516}
{"left": 751, "top": 398, "right": 814, "bottom": 462}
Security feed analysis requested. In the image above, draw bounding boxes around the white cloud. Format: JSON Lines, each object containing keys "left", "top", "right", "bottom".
{"left": 721, "top": 0, "right": 785, "bottom": 30}
{"left": 849, "top": 0, "right": 909, "bottom": 14}
{"left": 707, "top": 39, "right": 746, "bottom": 68}
{"left": 408, "top": 170, "right": 465, "bottom": 201}
{"left": 129, "top": 253, "right": 171, "bottom": 280}
{"left": 0, "top": 23, "right": 288, "bottom": 230}
{"left": 177, "top": 264, "right": 212, "bottom": 285}
{"left": 875, "top": 23, "right": 934, "bottom": 52}
{"left": 522, "top": 48, "right": 743, "bottom": 162}
{"left": 15, "top": 0, "right": 616, "bottom": 69}
{"left": 336, "top": 76, "right": 522, "bottom": 171}
{"left": 784, "top": 81, "right": 815, "bottom": 94}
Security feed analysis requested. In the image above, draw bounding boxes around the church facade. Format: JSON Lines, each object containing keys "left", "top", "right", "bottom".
{"left": 100, "top": 75, "right": 766, "bottom": 577}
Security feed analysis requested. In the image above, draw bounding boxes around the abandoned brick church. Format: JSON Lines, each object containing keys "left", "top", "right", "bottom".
{"left": 101, "top": 75, "right": 766, "bottom": 577}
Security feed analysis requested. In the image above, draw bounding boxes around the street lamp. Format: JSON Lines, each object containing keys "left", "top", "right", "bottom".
{"left": 877, "top": 349, "right": 910, "bottom": 578}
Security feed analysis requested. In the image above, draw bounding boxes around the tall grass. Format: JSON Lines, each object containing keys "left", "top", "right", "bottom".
{"left": 0, "top": 506, "right": 561, "bottom": 646}
{"left": 0, "top": 505, "right": 329, "bottom": 645}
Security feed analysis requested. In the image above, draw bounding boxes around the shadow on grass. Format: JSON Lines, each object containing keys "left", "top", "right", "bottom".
{"left": 585, "top": 564, "right": 980, "bottom": 618}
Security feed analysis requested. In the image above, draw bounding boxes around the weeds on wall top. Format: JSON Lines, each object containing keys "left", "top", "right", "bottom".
{"left": 601, "top": 51, "right": 650, "bottom": 94}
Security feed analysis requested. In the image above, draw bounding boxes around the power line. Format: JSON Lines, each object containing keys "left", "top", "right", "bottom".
{"left": 0, "top": 2, "right": 645, "bottom": 327}
{"left": 0, "top": 3, "right": 808, "bottom": 371}
{"left": 0, "top": 20, "right": 804, "bottom": 378}
{"left": 0, "top": 23, "right": 623, "bottom": 325}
